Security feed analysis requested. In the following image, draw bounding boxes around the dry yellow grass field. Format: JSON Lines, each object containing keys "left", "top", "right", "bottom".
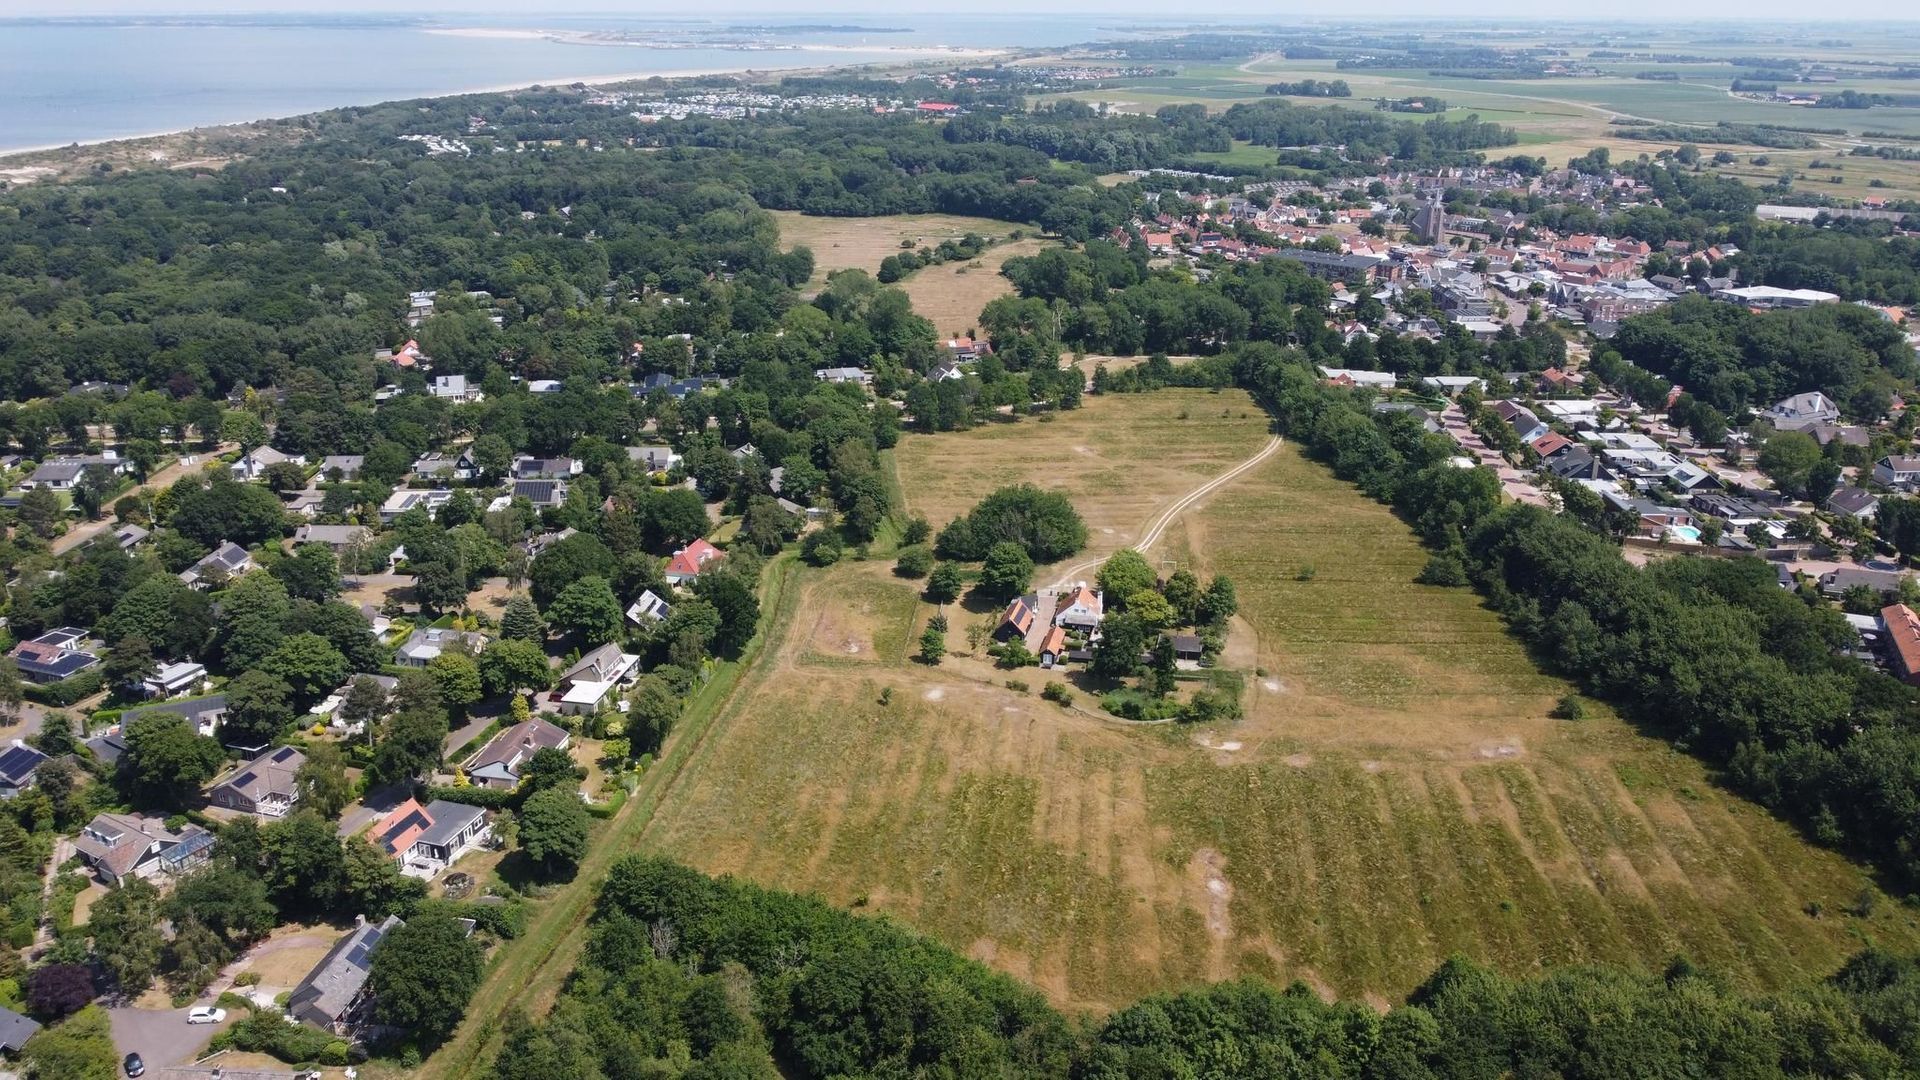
{"left": 634, "top": 393, "right": 1920, "bottom": 1013}
{"left": 901, "top": 236, "right": 1053, "bottom": 340}
{"left": 770, "top": 210, "right": 1030, "bottom": 288}
{"left": 890, "top": 388, "right": 1271, "bottom": 576}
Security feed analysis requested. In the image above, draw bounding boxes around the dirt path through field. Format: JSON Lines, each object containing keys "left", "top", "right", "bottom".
{"left": 1047, "top": 434, "right": 1281, "bottom": 589}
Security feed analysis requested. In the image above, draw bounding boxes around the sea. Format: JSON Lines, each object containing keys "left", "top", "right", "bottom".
{"left": 0, "top": 14, "right": 1199, "bottom": 153}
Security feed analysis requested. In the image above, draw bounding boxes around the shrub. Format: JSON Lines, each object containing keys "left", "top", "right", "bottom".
{"left": 894, "top": 545, "right": 933, "bottom": 578}
{"left": 1417, "top": 552, "right": 1469, "bottom": 586}
{"left": 801, "top": 530, "right": 843, "bottom": 567}
{"left": 1551, "top": 695, "right": 1585, "bottom": 720}
{"left": 1041, "top": 683, "right": 1073, "bottom": 706}
{"left": 1004, "top": 680, "right": 1029, "bottom": 694}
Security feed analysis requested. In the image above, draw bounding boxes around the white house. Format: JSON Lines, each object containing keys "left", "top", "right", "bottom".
{"left": 1317, "top": 367, "right": 1397, "bottom": 389}
{"left": 429, "top": 374, "right": 483, "bottom": 402}
{"left": 626, "top": 589, "right": 672, "bottom": 626}
{"left": 380, "top": 488, "right": 454, "bottom": 524}
{"left": 1052, "top": 583, "right": 1104, "bottom": 633}
{"left": 230, "top": 445, "right": 305, "bottom": 482}
{"left": 1875, "top": 455, "right": 1920, "bottom": 491}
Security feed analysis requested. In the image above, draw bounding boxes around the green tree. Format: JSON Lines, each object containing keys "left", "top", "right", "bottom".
{"left": 800, "top": 530, "right": 843, "bottom": 566}
{"left": 627, "top": 675, "right": 681, "bottom": 756}
{"left": 519, "top": 786, "right": 590, "bottom": 879}
{"left": 978, "top": 542, "right": 1034, "bottom": 602}
{"left": 296, "top": 742, "right": 354, "bottom": 819}
{"left": 1092, "top": 612, "right": 1148, "bottom": 680}
{"left": 519, "top": 746, "right": 579, "bottom": 795}
{"left": 89, "top": 878, "right": 166, "bottom": 993}
{"left": 545, "top": 576, "right": 623, "bottom": 644}
{"left": 1097, "top": 549, "right": 1158, "bottom": 603}
{"left": 369, "top": 910, "right": 486, "bottom": 1045}
{"left": 428, "top": 651, "right": 485, "bottom": 712}
{"left": 1162, "top": 569, "right": 1203, "bottom": 624}
{"left": 167, "top": 865, "right": 277, "bottom": 944}
{"left": 894, "top": 545, "right": 933, "bottom": 578}
{"left": 341, "top": 674, "right": 390, "bottom": 730}
{"left": 368, "top": 707, "right": 448, "bottom": 788}
{"left": 918, "top": 625, "right": 946, "bottom": 664}
{"left": 261, "top": 810, "right": 346, "bottom": 916}
{"left": 1757, "top": 430, "right": 1822, "bottom": 497}
{"left": 101, "top": 635, "right": 157, "bottom": 697}
{"left": 22, "top": 1005, "right": 118, "bottom": 1080}
{"left": 1125, "top": 589, "right": 1177, "bottom": 628}
{"left": 220, "top": 409, "right": 267, "bottom": 451}
{"left": 221, "top": 669, "right": 297, "bottom": 748}
{"left": 258, "top": 633, "right": 347, "bottom": 704}
{"left": 17, "top": 486, "right": 62, "bottom": 539}
{"left": 1198, "top": 576, "right": 1238, "bottom": 625}
{"left": 1806, "top": 459, "right": 1842, "bottom": 509}
{"left": 272, "top": 543, "right": 341, "bottom": 603}
{"left": 925, "top": 562, "right": 965, "bottom": 604}
{"left": 499, "top": 594, "right": 546, "bottom": 643}
{"left": 694, "top": 571, "right": 761, "bottom": 657}
{"left": 479, "top": 639, "right": 554, "bottom": 698}
{"left": 120, "top": 713, "right": 224, "bottom": 809}
{"left": 342, "top": 833, "right": 427, "bottom": 919}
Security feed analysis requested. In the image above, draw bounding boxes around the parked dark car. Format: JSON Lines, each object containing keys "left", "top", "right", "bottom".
{"left": 124, "top": 1052, "right": 145, "bottom": 1077}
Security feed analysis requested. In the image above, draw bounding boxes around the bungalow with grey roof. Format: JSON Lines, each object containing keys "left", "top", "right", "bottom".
{"left": 179, "top": 541, "right": 254, "bottom": 589}
{"left": 313, "top": 455, "right": 361, "bottom": 481}
{"left": 231, "top": 445, "right": 304, "bottom": 481}
{"left": 1874, "top": 455, "right": 1920, "bottom": 491}
{"left": 464, "top": 717, "right": 570, "bottom": 790}
{"left": 288, "top": 914, "right": 403, "bottom": 1034}
{"left": 395, "top": 627, "right": 487, "bottom": 668}
{"left": 293, "top": 523, "right": 373, "bottom": 551}
{"left": 208, "top": 745, "right": 307, "bottom": 818}
{"left": 1829, "top": 487, "right": 1880, "bottom": 520}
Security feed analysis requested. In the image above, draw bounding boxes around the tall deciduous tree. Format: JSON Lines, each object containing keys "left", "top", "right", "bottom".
{"left": 369, "top": 910, "right": 485, "bottom": 1044}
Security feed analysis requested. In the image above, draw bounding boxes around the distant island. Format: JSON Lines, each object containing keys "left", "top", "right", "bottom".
{"left": 729, "top": 24, "right": 914, "bottom": 34}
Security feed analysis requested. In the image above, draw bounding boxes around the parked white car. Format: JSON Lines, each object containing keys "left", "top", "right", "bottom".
{"left": 186, "top": 1006, "right": 226, "bottom": 1025}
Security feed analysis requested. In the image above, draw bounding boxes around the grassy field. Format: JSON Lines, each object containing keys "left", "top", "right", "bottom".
{"left": 629, "top": 393, "right": 1920, "bottom": 1013}
{"left": 890, "top": 387, "right": 1273, "bottom": 576}
{"left": 770, "top": 211, "right": 1031, "bottom": 290}
{"left": 900, "top": 236, "right": 1053, "bottom": 340}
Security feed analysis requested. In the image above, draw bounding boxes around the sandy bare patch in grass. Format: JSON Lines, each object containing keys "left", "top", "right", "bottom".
{"left": 796, "top": 563, "right": 921, "bottom": 665}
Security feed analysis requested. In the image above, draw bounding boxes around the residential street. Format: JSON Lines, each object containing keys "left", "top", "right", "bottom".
{"left": 49, "top": 446, "right": 233, "bottom": 556}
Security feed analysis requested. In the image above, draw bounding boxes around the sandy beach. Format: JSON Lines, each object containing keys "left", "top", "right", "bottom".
{"left": 0, "top": 43, "right": 1010, "bottom": 162}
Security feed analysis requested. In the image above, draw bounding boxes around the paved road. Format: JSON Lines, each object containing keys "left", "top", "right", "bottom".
{"left": 108, "top": 1006, "right": 233, "bottom": 1073}
{"left": 1045, "top": 434, "right": 1284, "bottom": 590}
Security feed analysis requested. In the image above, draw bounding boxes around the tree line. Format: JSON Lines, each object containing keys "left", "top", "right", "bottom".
{"left": 492, "top": 855, "right": 1920, "bottom": 1079}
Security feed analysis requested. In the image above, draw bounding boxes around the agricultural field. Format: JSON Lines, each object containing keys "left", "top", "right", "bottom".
{"left": 633, "top": 393, "right": 1920, "bottom": 1012}
{"left": 900, "top": 236, "right": 1054, "bottom": 340}
{"left": 770, "top": 210, "right": 1030, "bottom": 290}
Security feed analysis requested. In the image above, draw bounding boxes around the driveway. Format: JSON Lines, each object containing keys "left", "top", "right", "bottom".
{"left": 338, "top": 782, "right": 412, "bottom": 839}
{"left": 107, "top": 1006, "right": 233, "bottom": 1073}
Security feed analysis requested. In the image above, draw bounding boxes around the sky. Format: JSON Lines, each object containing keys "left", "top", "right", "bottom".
{"left": 0, "top": 0, "right": 1914, "bottom": 20}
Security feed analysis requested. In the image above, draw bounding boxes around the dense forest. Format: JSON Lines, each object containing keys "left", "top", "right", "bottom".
{"left": 495, "top": 856, "right": 1920, "bottom": 1078}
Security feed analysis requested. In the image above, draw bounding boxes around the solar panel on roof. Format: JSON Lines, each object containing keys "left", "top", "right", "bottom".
{"left": 229, "top": 771, "right": 257, "bottom": 790}
{"left": 0, "top": 746, "right": 43, "bottom": 777}
{"left": 271, "top": 746, "right": 299, "bottom": 763}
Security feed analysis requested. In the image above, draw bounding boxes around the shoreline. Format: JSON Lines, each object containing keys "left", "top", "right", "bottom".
{"left": 0, "top": 45, "right": 1010, "bottom": 161}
